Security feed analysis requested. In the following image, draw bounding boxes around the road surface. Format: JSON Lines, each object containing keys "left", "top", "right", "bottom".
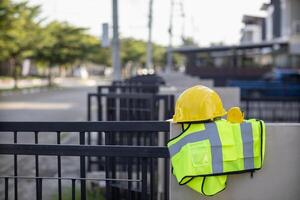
{"left": 0, "top": 87, "right": 97, "bottom": 200}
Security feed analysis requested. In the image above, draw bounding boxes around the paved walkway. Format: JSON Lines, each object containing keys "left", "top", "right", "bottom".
{"left": 0, "top": 86, "right": 102, "bottom": 200}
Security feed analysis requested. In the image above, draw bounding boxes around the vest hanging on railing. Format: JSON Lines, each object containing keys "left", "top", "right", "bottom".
{"left": 168, "top": 119, "right": 266, "bottom": 196}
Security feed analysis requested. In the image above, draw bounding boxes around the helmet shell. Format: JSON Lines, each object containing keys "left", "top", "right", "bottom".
{"left": 227, "top": 107, "right": 244, "bottom": 123}
{"left": 172, "top": 85, "right": 226, "bottom": 123}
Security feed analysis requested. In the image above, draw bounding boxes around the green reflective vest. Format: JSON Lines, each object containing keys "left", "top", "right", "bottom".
{"left": 168, "top": 119, "right": 266, "bottom": 196}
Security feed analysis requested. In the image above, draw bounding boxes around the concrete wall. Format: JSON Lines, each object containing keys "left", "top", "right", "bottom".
{"left": 213, "top": 87, "right": 240, "bottom": 109}
{"left": 170, "top": 123, "right": 300, "bottom": 200}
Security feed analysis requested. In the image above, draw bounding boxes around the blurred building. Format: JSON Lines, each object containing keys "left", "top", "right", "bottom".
{"left": 173, "top": 0, "right": 300, "bottom": 86}
{"left": 240, "top": 15, "right": 266, "bottom": 44}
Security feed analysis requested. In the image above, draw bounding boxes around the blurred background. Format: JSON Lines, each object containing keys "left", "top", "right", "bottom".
{"left": 0, "top": 0, "right": 300, "bottom": 199}
{"left": 1, "top": 0, "right": 300, "bottom": 121}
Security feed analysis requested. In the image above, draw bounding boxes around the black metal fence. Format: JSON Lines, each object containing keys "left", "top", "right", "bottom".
{"left": 0, "top": 121, "right": 170, "bottom": 200}
{"left": 87, "top": 85, "right": 174, "bottom": 176}
{"left": 241, "top": 97, "right": 300, "bottom": 122}
{"left": 98, "top": 84, "right": 161, "bottom": 94}
{"left": 87, "top": 92, "right": 174, "bottom": 122}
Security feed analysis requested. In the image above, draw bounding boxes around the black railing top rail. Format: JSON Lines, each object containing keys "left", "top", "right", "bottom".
{"left": 98, "top": 84, "right": 161, "bottom": 89}
{"left": 89, "top": 92, "right": 155, "bottom": 99}
{"left": 0, "top": 144, "right": 170, "bottom": 158}
{"left": 98, "top": 84, "right": 160, "bottom": 94}
{"left": 89, "top": 92, "right": 174, "bottom": 101}
{"left": 241, "top": 96, "right": 300, "bottom": 101}
{"left": 0, "top": 121, "right": 170, "bottom": 132}
{"left": 0, "top": 176, "right": 141, "bottom": 182}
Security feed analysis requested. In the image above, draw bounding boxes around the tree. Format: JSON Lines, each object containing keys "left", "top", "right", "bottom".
{"left": 77, "top": 34, "right": 111, "bottom": 67}
{"left": 120, "top": 38, "right": 173, "bottom": 70}
{"left": 121, "top": 38, "right": 146, "bottom": 65}
{"left": 34, "top": 21, "right": 91, "bottom": 85}
{"left": 0, "top": 0, "right": 42, "bottom": 88}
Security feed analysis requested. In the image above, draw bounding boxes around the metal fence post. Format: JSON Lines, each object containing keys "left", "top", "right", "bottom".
{"left": 80, "top": 131, "right": 86, "bottom": 200}
{"left": 13, "top": 131, "right": 18, "bottom": 200}
{"left": 142, "top": 157, "right": 148, "bottom": 200}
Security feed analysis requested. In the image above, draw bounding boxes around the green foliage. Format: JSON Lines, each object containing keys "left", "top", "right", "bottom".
{"left": 0, "top": 0, "right": 179, "bottom": 77}
{"left": 80, "top": 34, "right": 111, "bottom": 66}
{"left": 0, "top": 0, "right": 111, "bottom": 71}
{"left": 120, "top": 37, "right": 169, "bottom": 67}
{"left": 153, "top": 43, "right": 167, "bottom": 66}
{"left": 0, "top": 0, "right": 41, "bottom": 62}
{"left": 34, "top": 21, "right": 87, "bottom": 67}
{"left": 121, "top": 38, "right": 146, "bottom": 65}
{"left": 33, "top": 21, "right": 111, "bottom": 68}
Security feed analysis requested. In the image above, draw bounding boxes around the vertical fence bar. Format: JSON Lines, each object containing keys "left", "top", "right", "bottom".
{"left": 97, "top": 94, "right": 103, "bottom": 171}
{"left": 150, "top": 134, "right": 154, "bottom": 200}
{"left": 136, "top": 132, "right": 141, "bottom": 183}
{"left": 87, "top": 94, "right": 91, "bottom": 121}
{"left": 79, "top": 131, "right": 86, "bottom": 200}
{"left": 141, "top": 157, "right": 148, "bottom": 200}
{"left": 87, "top": 132, "right": 92, "bottom": 172}
{"left": 57, "top": 131, "right": 62, "bottom": 200}
{"left": 72, "top": 179, "right": 76, "bottom": 200}
{"left": 87, "top": 94, "right": 92, "bottom": 172}
{"left": 127, "top": 132, "right": 133, "bottom": 200}
{"left": 150, "top": 97, "right": 155, "bottom": 200}
{"left": 164, "top": 158, "right": 170, "bottom": 200}
{"left": 164, "top": 131, "right": 170, "bottom": 200}
{"left": 97, "top": 130, "right": 103, "bottom": 171}
{"left": 34, "top": 131, "right": 39, "bottom": 200}
{"left": 97, "top": 94, "right": 102, "bottom": 121}
{"left": 105, "top": 131, "right": 111, "bottom": 200}
{"left": 150, "top": 157, "right": 154, "bottom": 200}
{"left": 5, "top": 177, "right": 8, "bottom": 200}
{"left": 127, "top": 158, "right": 132, "bottom": 200}
{"left": 37, "top": 178, "right": 43, "bottom": 200}
{"left": 13, "top": 131, "right": 18, "bottom": 200}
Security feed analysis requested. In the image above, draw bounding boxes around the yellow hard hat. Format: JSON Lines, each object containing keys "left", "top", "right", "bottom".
{"left": 172, "top": 85, "right": 227, "bottom": 123}
{"left": 227, "top": 107, "right": 244, "bottom": 123}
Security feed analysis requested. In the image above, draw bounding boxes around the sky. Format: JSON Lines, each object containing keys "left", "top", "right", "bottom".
{"left": 25, "top": 0, "right": 267, "bottom": 47}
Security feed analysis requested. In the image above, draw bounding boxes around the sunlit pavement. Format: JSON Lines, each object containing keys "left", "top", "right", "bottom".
{"left": 0, "top": 76, "right": 111, "bottom": 120}
{"left": 0, "top": 87, "right": 93, "bottom": 121}
{"left": 0, "top": 76, "right": 111, "bottom": 90}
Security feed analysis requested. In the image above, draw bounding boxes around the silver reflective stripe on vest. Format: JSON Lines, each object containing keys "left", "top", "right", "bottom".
{"left": 240, "top": 122, "right": 254, "bottom": 170}
{"left": 207, "top": 123, "right": 223, "bottom": 174}
{"left": 168, "top": 129, "right": 208, "bottom": 156}
{"left": 169, "top": 122, "right": 223, "bottom": 174}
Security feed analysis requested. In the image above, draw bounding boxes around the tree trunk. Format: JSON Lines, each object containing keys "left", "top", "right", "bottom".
{"left": 59, "top": 65, "right": 62, "bottom": 77}
{"left": 10, "top": 58, "right": 18, "bottom": 89}
{"left": 48, "top": 66, "right": 52, "bottom": 87}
